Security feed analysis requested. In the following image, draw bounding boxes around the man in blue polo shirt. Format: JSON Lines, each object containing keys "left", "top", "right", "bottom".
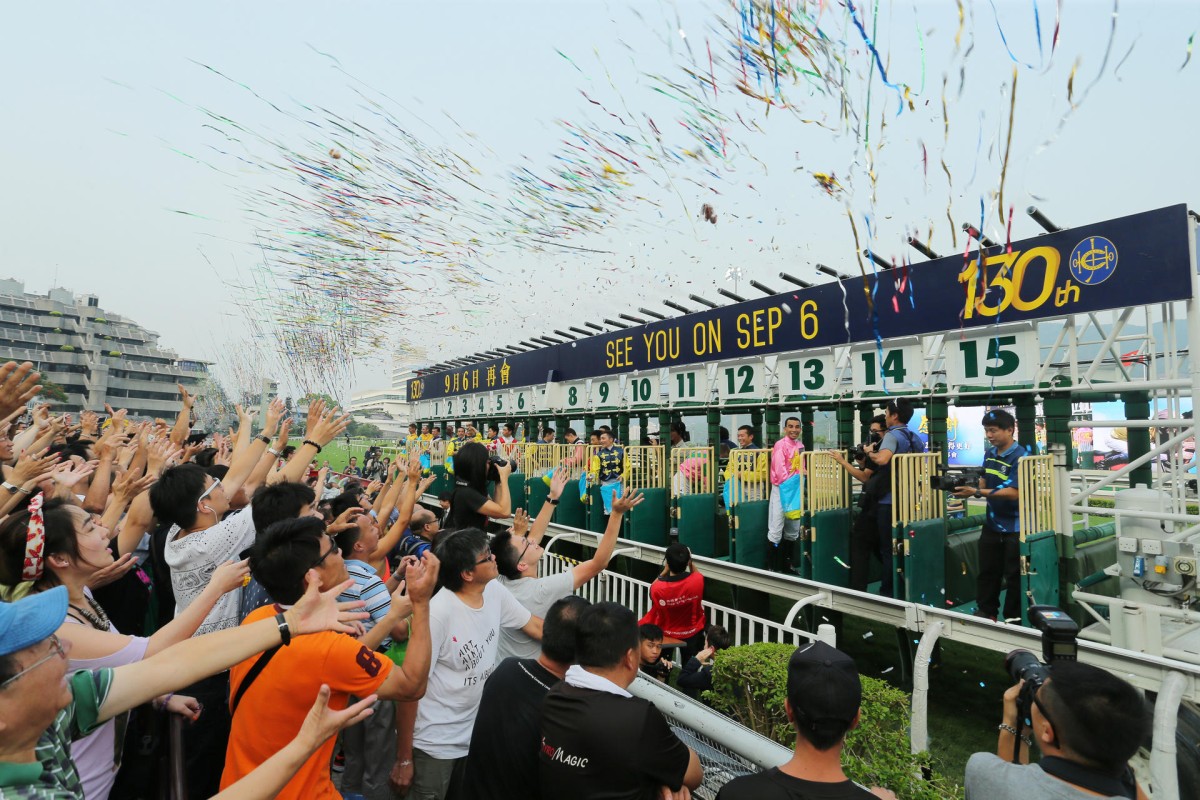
{"left": 954, "top": 409, "right": 1028, "bottom": 622}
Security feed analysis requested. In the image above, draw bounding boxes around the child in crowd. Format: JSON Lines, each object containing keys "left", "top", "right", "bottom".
{"left": 638, "top": 623, "right": 674, "bottom": 682}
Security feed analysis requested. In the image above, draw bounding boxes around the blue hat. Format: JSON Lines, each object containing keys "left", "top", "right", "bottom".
{"left": 0, "top": 585, "right": 68, "bottom": 658}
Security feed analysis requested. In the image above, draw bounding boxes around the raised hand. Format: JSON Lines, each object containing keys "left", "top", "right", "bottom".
{"left": 50, "top": 459, "right": 97, "bottom": 488}
{"left": 11, "top": 448, "right": 60, "bottom": 486}
{"left": 611, "top": 489, "right": 645, "bottom": 515}
{"left": 147, "top": 438, "right": 184, "bottom": 476}
{"left": 327, "top": 506, "right": 365, "bottom": 535}
{"left": 86, "top": 552, "right": 137, "bottom": 589}
{"left": 209, "top": 558, "right": 251, "bottom": 594}
{"left": 177, "top": 383, "right": 194, "bottom": 410}
{"left": 512, "top": 508, "right": 530, "bottom": 537}
{"left": 111, "top": 471, "right": 157, "bottom": 506}
{"left": 404, "top": 551, "right": 440, "bottom": 604}
{"left": 306, "top": 405, "right": 352, "bottom": 448}
{"left": 285, "top": 571, "right": 369, "bottom": 636}
{"left": 298, "top": 685, "right": 377, "bottom": 754}
{"left": 80, "top": 410, "right": 100, "bottom": 437}
{"left": 275, "top": 418, "right": 292, "bottom": 450}
{"left": 262, "top": 398, "right": 286, "bottom": 438}
{"left": 0, "top": 362, "right": 42, "bottom": 419}
{"left": 549, "top": 465, "right": 570, "bottom": 499}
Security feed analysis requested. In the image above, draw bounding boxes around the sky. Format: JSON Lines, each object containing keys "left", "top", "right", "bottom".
{"left": 2, "top": 0, "right": 1197, "bottom": 404}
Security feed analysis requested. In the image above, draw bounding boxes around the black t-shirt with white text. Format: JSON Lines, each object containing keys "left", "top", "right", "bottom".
{"left": 717, "top": 768, "right": 878, "bottom": 800}
{"left": 461, "top": 657, "right": 559, "bottom": 800}
{"left": 539, "top": 682, "right": 690, "bottom": 800}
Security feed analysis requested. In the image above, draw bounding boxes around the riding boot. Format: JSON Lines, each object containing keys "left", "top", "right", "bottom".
{"left": 767, "top": 542, "right": 782, "bottom": 572}
{"left": 782, "top": 539, "right": 800, "bottom": 575}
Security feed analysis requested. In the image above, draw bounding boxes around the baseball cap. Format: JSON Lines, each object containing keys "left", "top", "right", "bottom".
{"left": 0, "top": 585, "right": 68, "bottom": 658}
{"left": 787, "top": 641, "right": 862, "bottom": 729}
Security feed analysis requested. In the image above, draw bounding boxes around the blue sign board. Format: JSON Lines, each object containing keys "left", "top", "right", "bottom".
{"left": 410, "top": 205, "right": 1193, "bottom": 402}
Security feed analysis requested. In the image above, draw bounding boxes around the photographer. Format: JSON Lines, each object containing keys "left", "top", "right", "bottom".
{"left": 827, "top": 415, "right": 886, "bottom": 592}
{"left": 952, "top": 409, "right": 1027, "bottom": 622}
{"left": 965, "top": 662, "right": 1149, "bottom": 799}
{"left": 865, "top": 399, "right": 925, "bottom": 597}
{"left": 445, "top": 441, "right": 512, "bottom": 531}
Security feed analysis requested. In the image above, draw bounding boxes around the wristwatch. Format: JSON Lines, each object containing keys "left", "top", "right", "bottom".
{"left": 546, "top": 497, "right": 560, "bottom": 506}
{"left": 257, "top": 434, "right": 272, "bottom": 445}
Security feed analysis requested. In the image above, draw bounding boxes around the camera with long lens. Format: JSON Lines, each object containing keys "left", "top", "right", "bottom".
{"left": 850, "top": 431, "right": 883, "bottom": 462}
{"left": 1003, "top": 606, "right": 1079, "bottom": 755}
{"left": 929, "top": 468, "right": 983, "bottom": 492}
{"left": 486, "top": 456, "right": 509, "bottom": 483}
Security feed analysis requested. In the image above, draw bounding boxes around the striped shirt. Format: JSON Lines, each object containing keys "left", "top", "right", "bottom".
{"left": 0, "top": 669, "right": 113, "bottom": 798}
{"left": 339, "top": 559, "right": 393, "bottom": 649}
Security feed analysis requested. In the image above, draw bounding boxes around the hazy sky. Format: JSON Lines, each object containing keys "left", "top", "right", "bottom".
{"left": 2, "top": 1, "right": 1196, "bottom": 401}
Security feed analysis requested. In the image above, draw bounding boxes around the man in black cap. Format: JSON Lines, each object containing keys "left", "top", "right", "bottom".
{"left": 716, "top": 641, "right": 895, "bottom": 799}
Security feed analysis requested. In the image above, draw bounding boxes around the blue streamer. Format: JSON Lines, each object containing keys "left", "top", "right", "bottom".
{"left": 988, "top": 0, "right": 1036, "bottom": 68}
{"left": 845, "top": 0, "right": 905, "bottom": 115}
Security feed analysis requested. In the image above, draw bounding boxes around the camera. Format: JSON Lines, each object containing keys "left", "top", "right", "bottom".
{"left": 1004, "top": 606, "right": 1079, "bottom": 740}
{"left": 929, "top": 468, "right": 983, "bottom": 492}
{"left": 850, "top": 431, "right": 883, "bottom": 462}
{"left": 486, "top": 456, "right": 509, "bottom": 483}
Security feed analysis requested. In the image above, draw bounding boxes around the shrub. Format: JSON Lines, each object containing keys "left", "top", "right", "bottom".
{"left": 705, "top": 642, "right": 963, "bottom": 800}
{"left": 59, "top": 345, "right": 75, "bottom": 352}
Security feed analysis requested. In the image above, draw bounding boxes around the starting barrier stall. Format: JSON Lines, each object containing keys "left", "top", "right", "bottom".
{"left": 889, "top": 453, "right": 945, "bottom": 603}
{"left": 671, "top": 446, "right": 718, "bottom": 556}
{"left": 1018, "top": 454, "right": 1061, "bottom": 621}
{"left": 581, "top": 444, "right": 670, "bottom": 543}
{"left": 800, "top": 452, "right": 853, "bottom": 587}
{"left": 724, "top": 448, "right": 771, "bottom": 569}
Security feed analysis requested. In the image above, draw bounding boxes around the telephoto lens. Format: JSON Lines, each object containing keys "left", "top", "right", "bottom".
{"left": 1005, "top": 649, "right": 1050, "bottom": 689}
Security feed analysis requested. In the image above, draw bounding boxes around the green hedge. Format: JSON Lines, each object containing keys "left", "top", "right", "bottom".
{"left": 705, "top": 642, "right": 963, "bottom": 800}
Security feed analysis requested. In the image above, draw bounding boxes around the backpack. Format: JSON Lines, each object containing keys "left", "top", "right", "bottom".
{"left": 861, "top": 428, "right": 925, "bottom": 506}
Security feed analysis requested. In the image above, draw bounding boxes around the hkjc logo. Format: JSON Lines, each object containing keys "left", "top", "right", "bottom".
{"left": 1069, "top": 236, "right": 1119, "bottom": 285}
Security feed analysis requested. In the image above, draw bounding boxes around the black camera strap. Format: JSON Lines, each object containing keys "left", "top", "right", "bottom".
{"left": 1038, "top": 756, "right": 1136, "bottom": 799}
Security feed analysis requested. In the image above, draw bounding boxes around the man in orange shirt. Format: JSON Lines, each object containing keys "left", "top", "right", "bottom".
{"left": 220, "top": 516, "right": 440, "bottom": 800}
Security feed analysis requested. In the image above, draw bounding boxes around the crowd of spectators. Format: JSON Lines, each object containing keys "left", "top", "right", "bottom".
{"left": 0, "top": 362, "right": 1155, "bottom": 799}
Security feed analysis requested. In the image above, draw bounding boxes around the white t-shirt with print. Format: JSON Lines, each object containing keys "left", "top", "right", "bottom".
{"left": 413, "top": 580, "right": 532, "bottom": 759}
{"left": 496, "top": 570, "right": 574, "bottom": 662}
{"left": 164, "top": 506, "right": 256, "bottom": 636}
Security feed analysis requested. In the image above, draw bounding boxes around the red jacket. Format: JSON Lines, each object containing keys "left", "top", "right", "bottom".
{"left": 639, "top": 571, "right": 705, "bottom": 639}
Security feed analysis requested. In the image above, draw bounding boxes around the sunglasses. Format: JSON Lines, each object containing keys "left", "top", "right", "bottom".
{"left": 1, "top": 634, "right": 65, "bottom": 690}
{"left": 475, "top": 551, "right": 496, "bottom": 567}
{"left": 311, "top": 535, "right": 339, "bottom": 569}
{"left": 197, "top": 477, "right": 222, "bottom": 504}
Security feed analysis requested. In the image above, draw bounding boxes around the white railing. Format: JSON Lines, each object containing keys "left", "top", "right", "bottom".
{"left": 539, "top": 552, "right": 822, "bottom": 651}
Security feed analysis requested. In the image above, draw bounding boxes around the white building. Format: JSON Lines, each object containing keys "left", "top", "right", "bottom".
{"left": 349, "top": 387, "right": 409, "bottom": 438}
{"left": 0, "top": 278, "right": 209, "bottom": 418}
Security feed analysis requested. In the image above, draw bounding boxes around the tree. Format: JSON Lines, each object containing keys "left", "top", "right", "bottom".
{"left": 299, "top": 392, "right": 340, "bottom": 409}
{"left": 37, "top": 378, "right": 68, "bottom": 404}
{"left": 346, "top": 420, "right": 384, "bottom": 439}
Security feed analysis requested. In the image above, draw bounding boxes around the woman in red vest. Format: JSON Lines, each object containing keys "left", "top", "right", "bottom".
{"left": 639, "top": 543, "right": 707, "bottom": 661}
